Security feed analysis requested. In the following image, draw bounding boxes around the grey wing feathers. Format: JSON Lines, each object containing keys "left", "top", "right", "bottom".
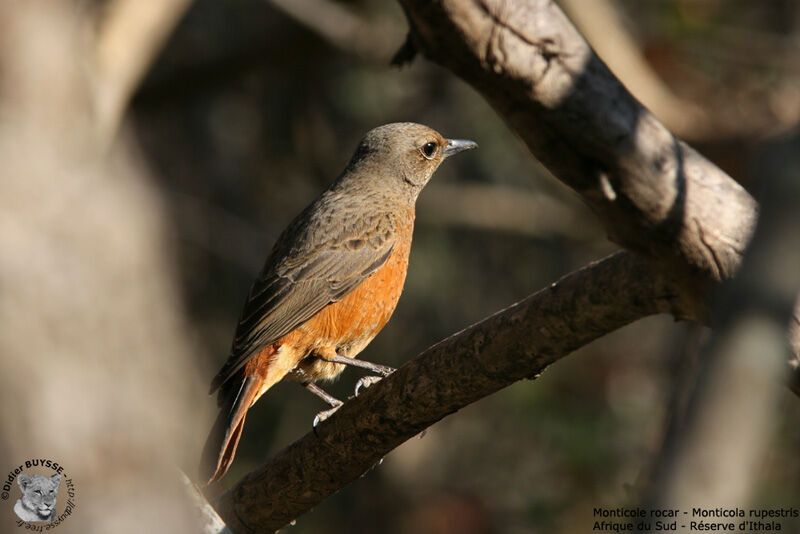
{"left": 209, "top": 227, "right": 395, "bottom": 394}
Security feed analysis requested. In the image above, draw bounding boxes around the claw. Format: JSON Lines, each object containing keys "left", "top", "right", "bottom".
{"left": 312, "top": 403, "right": 342, "bottom": 430}
{"left": 354, "top": 375, "right": 383, "bottom": 396}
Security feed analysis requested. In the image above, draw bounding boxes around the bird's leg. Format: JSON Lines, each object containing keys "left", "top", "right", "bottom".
{"left": 302, "top": 381, "right": 342, "bottom": 407}
{"left": 301, "top": 382, "right": 343, "bottom": 428}
{"left": 320, "top": 352, "right": 395, "bottom": 376}
{"left": 318, "top": 351, "right": 396, "bottom": 397}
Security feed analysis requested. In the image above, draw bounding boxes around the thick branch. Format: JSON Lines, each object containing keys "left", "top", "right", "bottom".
{"left": 215, "top": 252, "right": 682, "bottom": 532}
{"left": 397, "top": 0, "right": 757, "bottom": 320}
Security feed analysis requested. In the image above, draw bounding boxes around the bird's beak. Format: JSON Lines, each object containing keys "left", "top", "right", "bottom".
{"left": 443, "top": 138, "right": 478, "bottom": 157}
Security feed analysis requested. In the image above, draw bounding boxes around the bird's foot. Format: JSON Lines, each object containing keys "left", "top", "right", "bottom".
{"left": 312, "top": 401, "right": 343, "bottom": 429}
{"left": 370, "top": 363, "right": 396, "bottom": 376}
{"left": 354, "top": 375, "right": 385, "bottom": 396}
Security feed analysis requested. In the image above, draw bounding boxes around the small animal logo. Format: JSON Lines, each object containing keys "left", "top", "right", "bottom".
{"left": 13, "top": 473, "right": 60, "bottom": 522}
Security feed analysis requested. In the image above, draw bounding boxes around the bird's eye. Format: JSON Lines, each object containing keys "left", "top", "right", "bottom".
{"left": 421, "top": 141, "right": 437, "bottom": 159}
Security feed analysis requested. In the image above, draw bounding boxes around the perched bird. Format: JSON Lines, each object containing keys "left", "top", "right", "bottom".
{"left": 200, "top": 122, "right": 477, "bottom": 484}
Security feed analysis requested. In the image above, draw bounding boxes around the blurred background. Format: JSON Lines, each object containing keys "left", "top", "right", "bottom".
{"left": 1, "top": 0, "right": 799, "bottom": 532}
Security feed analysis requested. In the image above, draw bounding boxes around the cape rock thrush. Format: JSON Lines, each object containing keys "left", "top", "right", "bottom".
{"left": 200, "top": 122, "right": 477, "bottom": 484}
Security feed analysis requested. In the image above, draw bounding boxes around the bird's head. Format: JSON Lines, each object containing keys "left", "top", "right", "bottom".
{"left": 340, "top": 122, "right": 477, "bottom": 204}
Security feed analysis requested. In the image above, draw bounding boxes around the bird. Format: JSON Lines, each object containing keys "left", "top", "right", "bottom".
{"left": 200, "top": 122, "right": 477, "bottom": 484}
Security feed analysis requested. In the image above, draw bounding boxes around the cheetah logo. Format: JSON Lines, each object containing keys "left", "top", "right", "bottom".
{"left": 13, "top": 473, "right": 61, "bottom": 522}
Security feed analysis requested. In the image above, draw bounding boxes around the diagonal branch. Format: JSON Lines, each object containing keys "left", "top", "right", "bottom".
{"left": 396, "top": 0, "right": 757, "bottom": 320}
{"left": 214, "top": 252, "right": 683, "bottom": 532}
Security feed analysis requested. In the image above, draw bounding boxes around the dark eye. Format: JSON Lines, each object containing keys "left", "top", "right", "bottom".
{"left": 421, "top": 141, "right": 437, "bottom": 159}
{"left": 35, "top": 490, "right": 42, "bottom": 495}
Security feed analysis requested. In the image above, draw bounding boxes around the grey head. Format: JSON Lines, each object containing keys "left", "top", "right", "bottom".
{"left": 334, "top": 122, "right": 477, "bottom": 205}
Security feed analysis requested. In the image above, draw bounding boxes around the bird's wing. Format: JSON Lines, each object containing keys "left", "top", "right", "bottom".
{"left": 209, "top": 221, "right": 396, "bottom": 393}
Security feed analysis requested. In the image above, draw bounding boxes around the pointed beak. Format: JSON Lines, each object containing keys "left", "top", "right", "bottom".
{"left": 443, "top": 138, "right": 478, "bottom": 157}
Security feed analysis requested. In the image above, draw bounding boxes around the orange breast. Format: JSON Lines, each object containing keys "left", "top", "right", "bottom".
{"left": 293, "top": 234, "right": 411, "bottom": 354}
{"left": 244, "top": 213, "right": 414, "bottom": 389}
{"left": 268, "top": 217, "right": 414, "bottom": 382}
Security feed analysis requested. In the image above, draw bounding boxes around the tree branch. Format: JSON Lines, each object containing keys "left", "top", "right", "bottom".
{"left": 215, "top": 252, "right": 683, "bottom": 532}
{"left": 396, "top": 0, "right": 757, "bottom": 320}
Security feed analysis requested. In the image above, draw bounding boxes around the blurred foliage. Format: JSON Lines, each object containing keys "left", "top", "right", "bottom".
{"left": 621, "top": 0, "right": 800, "bottom": 171}
{"left": 128, "top": 0, "right": 800, "bottom": 532}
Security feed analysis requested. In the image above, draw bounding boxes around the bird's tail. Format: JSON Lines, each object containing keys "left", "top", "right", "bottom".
{"left": 199, "top": 373, "right": 261, "bottom": 485}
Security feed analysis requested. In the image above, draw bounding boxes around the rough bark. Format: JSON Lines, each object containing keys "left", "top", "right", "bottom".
{"left": 396, "top": 0, "right": 757, "bottom": 320}
{"left": 215, "top": 252, "right": 682, "bottom": 531}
